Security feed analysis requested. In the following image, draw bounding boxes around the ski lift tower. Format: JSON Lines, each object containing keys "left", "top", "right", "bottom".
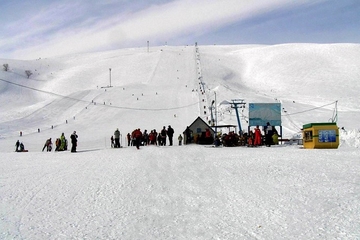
{"left": 109, "top": 68, "right": 112, "bottom": 87}
{"left": 230, "top": 99, "right": 246, "bottom": 134}
{"left": 208, "top": 92, "right": 218, "bottom": 135}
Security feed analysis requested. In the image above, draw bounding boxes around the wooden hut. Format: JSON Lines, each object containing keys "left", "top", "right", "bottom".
{"left": 183, "top": 117, "right": 215, "bottom": 145}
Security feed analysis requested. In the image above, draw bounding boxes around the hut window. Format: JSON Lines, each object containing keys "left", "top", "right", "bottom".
{"left": 304, "top": 131, "right": 313, "bottom": 141}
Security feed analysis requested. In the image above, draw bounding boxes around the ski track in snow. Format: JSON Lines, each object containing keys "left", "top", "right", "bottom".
{"left": 1, "top": 145, "right": 359, "bottom": 239}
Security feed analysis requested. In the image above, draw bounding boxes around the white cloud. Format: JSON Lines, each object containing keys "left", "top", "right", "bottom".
{"left": 3, "top": 0, "right": 317, "bottom": 59}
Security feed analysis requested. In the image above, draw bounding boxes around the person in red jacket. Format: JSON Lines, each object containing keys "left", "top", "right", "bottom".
{"left": 253, "top": 125, "right": 262, "bottom": 147}
{"left": 133, "top": 128, "right": 142, "bottom": 149}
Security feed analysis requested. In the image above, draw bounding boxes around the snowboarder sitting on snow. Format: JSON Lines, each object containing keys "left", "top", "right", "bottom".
{"left": 19, "top": 142, "right": 25, "bottom": 152}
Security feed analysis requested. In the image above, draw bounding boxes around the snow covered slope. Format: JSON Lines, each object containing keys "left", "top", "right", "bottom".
{"left": 0, "top": 44, "right": 360, "bottom": 239}
{"left": 2, "top": 43, "right": 359, "bottom": 150}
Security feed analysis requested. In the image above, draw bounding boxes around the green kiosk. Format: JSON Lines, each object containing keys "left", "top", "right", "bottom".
{"left": 302, "top": 123, "right": 339, "bottom": 149}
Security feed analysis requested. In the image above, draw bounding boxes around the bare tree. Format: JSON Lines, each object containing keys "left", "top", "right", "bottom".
{"left": 3, "top": 63, "right": 9, "bottom": 71}
{"left": 25, "top": 70, "right": 33, "bottom": 78}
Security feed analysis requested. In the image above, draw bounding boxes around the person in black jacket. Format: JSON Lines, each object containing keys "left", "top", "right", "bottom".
{"left": 70, "top": 131, "right": 78, "bottom": 152}
{"left": 264, "top": 122, "right": 273, "bottom": 147}
{"left": 160, "top": 126, "right": 167, "bottom": 146}
{"left": 114, "top": 128, "right": 120, "bottom": 148}
{"left": 167, "top": 125, "right": 174, "bottom": 146}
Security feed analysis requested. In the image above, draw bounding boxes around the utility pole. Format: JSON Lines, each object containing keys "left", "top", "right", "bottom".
{"left": 230, "top": 99, "right": 246, "bottom": 134}
{"left": 215, "top": 92, "right": 217, "bottom": 134}
{"left": 109, "top": 68, "right": 112, "bottom": 87}
{"left": 209, "top": 92, "right": 218, "bottom": 136}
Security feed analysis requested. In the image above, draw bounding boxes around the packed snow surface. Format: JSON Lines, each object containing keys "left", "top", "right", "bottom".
{"left": 1, "top": 44, "right": 360, "bottom": 239}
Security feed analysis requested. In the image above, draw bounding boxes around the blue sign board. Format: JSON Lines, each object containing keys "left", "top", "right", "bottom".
{"left": 318, "top": 130, "right": 336, "bottom": 143}
{"left": 249, "top": 103, "right": 282, "bottom": 126}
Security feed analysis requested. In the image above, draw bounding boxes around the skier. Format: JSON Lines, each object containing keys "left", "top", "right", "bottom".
{"left": 15, "top": 140, "right": 20, "bottom": 152}
{"left": 42, "top": 138, "right": 52, "bottom": 152}
{"left": 111, "top": 136, "right": 114, "bottom": 148}
{"left": 114, "top": 128, "right": 120, "bottom": 148}
{"left": 70, "top": 131, "right": 78, "bottom": 152}
{"left": 178, "top": 134, "right": 183, "bottom": 145}
{"left": 167, "top": 125, "right": 174, "bottom": 146}
{"left": 55, "top": 138, "right": 60, "bottom": 151}
{"left": 60, "top": 133, "right": 66, "bottom": 151}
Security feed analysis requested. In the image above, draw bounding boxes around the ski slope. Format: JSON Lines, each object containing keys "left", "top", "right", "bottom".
{"left": 0, "top": 44, "right": 360, "bottom": 239}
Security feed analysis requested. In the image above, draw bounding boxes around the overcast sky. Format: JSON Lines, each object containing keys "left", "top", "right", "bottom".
{"left": 1, "top": 0, "right": 359, "bottom": 60}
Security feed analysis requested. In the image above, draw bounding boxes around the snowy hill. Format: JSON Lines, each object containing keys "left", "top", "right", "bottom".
{"left": 1, "top": 43, "right": 360, "bottom": 150}
{"left": 1, "top": 44, "right": 360, "bottom": 239}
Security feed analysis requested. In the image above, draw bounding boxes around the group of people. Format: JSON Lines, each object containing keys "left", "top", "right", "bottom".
{"left": 111, "top": 125, "right": 177, "bottom": 150}
{"left": 15, "top": 140, "right": 26, "bottom": 152}
{"left": 40, "top": 131, "right": 78, "bottom": 152}
{"left": 14, "top": 122, "right": 281, "bottom": 152}
{"left": 247, "top": 122, "right": 279, "bottom": 147}
{"left": 218, "top": 122, "right": 279, "bottom": 147}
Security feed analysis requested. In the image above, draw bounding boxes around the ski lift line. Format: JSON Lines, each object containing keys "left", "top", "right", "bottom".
{"left": 0, "top": 78, "right": 74, "bottom": 99}
{"left": 283, "top": 112, "right": 302, "bottom": 131}
{"left": 0, "top": 78, "right": 200, "bottom": 111}
{"left": 281, "top": 101, "right": 338, "bottom": 116}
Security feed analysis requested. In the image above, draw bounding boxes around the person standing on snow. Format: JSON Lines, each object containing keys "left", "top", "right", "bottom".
{"left": 264, "top": 122, "right": 273, "bottom": 147}
{"left": 127, "top": 133, "right": 131, "bottom": 146}
{"left": 178, "top": 134, "right": 183, "bottom": 145}
{"left": 133, "top": 128, "right": 142, "bottom": 149}
{"left": 42, "top": 138, "right": 52, "bottom": 152}
{"left": 272, "top": 126, "right": 279, "bottom": 145}
{"left": 185, "top": 126, "right": 192, "bottom": 144}
{"left": 253, "top": 125, "right": 262, "bottom": 147}
{"left": 60, "top": 133, "right": 66, "bottom": 151}
{"left": 70, "top": 131, "right": 78, "bottom": 152}
{"left": 157, "top": 132, "right": 162, "bottom": 146}
{"left": 167, "top": 125, "right": 174, "bottom": 146}
{"left": 161, "top": 126, "right": 167, "bottom": 146}
{"left": 111, "top": 136, "right": 114, "bottom": 148}
{"left": 15, "top": 140, "right": 20, "bottom": 152}
{"left": 114, "top": 128, "right": 120, "bottom": 148}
